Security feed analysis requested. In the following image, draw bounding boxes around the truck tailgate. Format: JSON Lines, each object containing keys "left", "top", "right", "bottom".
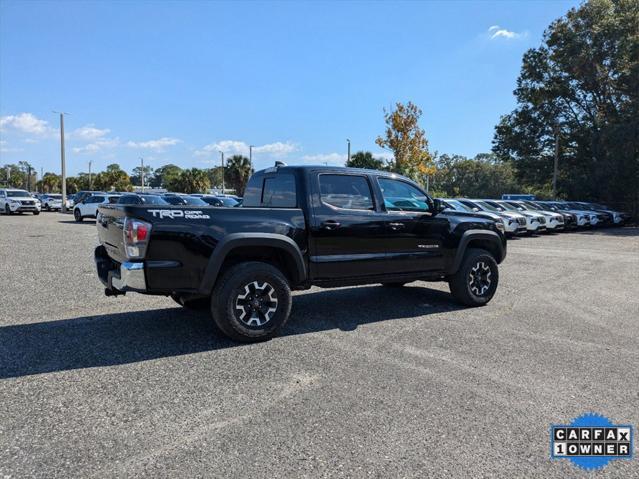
{"left": 96, "top": 205, "right": 129, "bottom": 264}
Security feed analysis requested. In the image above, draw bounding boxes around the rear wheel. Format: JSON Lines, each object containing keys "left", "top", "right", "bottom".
{"left": 74, "top": 209, "right": 83, "bottom": 222}
{"left": 448, "top": 248, "right": 498, "bottom": 307}
{"left": 211, "top": 261, "right": 292, "bottom": 342}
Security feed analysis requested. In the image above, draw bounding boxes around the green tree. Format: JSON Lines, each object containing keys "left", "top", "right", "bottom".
{"left": 346, "top": 151, "right": 387, "bottom": 170}
{"left": 173, "top": 168, "right": 210, "bottom": 193}
{"left": 131, "top": 165, "right": 154, "bottom": 187}
{"left": 93, "top": 164, "right": 132, "bottom": 191}
{"left": 493, "top": 0, "right": 639, "bottom": 207}
{"left": 432, "top": 153, "right": 522, "bottom": 198}
{"left": 152, "top": 164, "right": 182, "bottom": 188}
{"left": 225, "top": 155, "right": 252, "bottom": 195}
{"left": 206, "top": 166, "right": 224, "bottom": 189}
{"left": 1, "top": 164, "right": 26, "bottom": 188}
{"left": 41, "top": 173, "right": 61, "bottom": 193}
{"left": 375, "top": 101, "right": 435, "bottom": 184}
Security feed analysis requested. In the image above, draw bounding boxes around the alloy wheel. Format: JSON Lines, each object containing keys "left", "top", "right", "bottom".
{"left": 234, "top": 281, "right": 278, "bottom": 327}
{"left": 468, "top": 261, "right": 492, "bottom": 296}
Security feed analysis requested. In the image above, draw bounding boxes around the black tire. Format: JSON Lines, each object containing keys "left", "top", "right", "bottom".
{"left": 381, "top": 282, "right": 407, "bottom": 287}
{"left": 74, "top": 209, "right": 83, "bottom": 222}
{"left": 211, "top": 261, "right": 292, "bottom": 342}
{"left": 33, "top": 210, "right": 40, "bottom": 215}
{"left": 171, "top": 293, "right": 210, "bottom": 310}
{"left": 4, "top": 205, "right": 11, "bottom": 215}
{"left": 45, "top": 204, "right": 50, "bottom": 211}
{"left": 448, "top": 248, "right": 499, "bottom": 307}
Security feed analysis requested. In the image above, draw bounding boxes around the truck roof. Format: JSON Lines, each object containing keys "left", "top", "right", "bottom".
{"left": 254, "top": 164, "right": 406, "bottom": 179}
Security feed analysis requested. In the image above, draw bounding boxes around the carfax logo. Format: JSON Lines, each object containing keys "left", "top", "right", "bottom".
{"left": 551, "top": 413, "right": 633, "bottom": 470}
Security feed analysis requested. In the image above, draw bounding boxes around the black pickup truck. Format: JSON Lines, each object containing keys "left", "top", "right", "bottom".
{"left": 95, "top": 165, "right": 506, "bottom": 341}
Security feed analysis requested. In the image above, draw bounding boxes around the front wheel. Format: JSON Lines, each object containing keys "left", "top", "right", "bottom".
{"left": 5, "top": 205, "right": 12, "bottom": 215}
{"left": 74, "top": 209, "right": 83, "bottom": 222}
{"left": 33, "top": 210, "right": 40, "bottom": 215}
{"left": 448, "top": 248, "right": 499, "bottom": 307}
{"left": 211, "top": 261, "right": 292, "bottom": 342}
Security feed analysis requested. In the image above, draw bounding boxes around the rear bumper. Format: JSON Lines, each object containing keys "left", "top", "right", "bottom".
{"left": 95, "top": 245, "right": 146, "bottom": 293}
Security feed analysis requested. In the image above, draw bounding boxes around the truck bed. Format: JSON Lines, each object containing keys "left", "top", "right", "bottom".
{"left": 97, "top": 204, "right": 307, "bottom": 293}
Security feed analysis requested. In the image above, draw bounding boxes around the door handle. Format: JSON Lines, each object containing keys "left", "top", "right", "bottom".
{"left": 321, "top": 220, "right": 341, "bottom": 230}
{"left": 389, "top": 222, "right": 405, "bottom": 230}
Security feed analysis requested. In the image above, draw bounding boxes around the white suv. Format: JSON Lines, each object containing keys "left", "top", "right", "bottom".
{"left": 0, "top": 189, "right": 41, "bottom": 215}
{"left": 73, "top": 194, "right": 121, "bottom": 221}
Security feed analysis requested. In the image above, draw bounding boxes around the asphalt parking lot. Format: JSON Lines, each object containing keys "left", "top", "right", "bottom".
{"left": 1, "top": 212, "right": 638, "bottom": 478}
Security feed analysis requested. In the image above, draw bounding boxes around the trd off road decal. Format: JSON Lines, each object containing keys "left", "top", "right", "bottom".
{"left": 551, "top": 413, "right": 633, "bottom": 471}
{"left": 148, "top": 209, "right": 210, "bottom": 219}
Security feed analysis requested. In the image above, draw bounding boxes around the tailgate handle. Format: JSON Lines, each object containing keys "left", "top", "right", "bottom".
{"left": 389, "top": 222, "right": 405, "bottom": 230}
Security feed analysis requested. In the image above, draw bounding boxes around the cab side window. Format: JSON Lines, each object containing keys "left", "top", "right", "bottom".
{"left": 262, "top": 175, "right": 297, "bottom": 208}
{"left": 319, "top": 174, "right": 374, "bottom": 210}
{"left": 378, "top": 178, "right": 430, "bottom": 212}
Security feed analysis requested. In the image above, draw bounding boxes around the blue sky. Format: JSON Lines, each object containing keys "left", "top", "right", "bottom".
{"left": 0, "top": 0, "right": 578, "bottom": 176}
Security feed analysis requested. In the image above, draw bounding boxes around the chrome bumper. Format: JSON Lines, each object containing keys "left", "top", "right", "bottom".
{"left": 111, "top": 262, "right": 146, "bottom": 291}
{"left": 95, "top": 246, "right": 146, "bottom": 293}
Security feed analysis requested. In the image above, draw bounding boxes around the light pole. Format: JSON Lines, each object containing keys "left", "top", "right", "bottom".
{"left": 553, "top": 124, "right": 560, "bottom": 199}
{"left": 139, "top": 157, "right": 145, "bottom": 191}
{"left": 88, "top": 160, "right": 93, "bottom": 190}
{"left": 219, "top": 151, "right": 225, "bottom": 192}
{"left": 249, "top": 145, "right": 254, "bottom": 171}
{"left": 347, "top": 139, "right": 351, "bottom": 164}
{"left": 53, "top": 111, "right": 69, "bottom": 213}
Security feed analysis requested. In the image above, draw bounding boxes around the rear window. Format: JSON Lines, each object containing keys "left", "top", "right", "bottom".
{"left": 319, "top": 174, "right": 374, "bottom": 210}
{"left": 262, "top": 175, "right": 297, "bottom": 207}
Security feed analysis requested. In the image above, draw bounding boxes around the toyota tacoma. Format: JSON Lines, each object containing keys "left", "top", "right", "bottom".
{"left": 94, "top": 165, "right": 507, "bottom": 342}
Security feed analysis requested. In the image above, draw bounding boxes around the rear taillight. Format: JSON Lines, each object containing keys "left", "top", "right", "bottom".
{"left": 123, "top": 217, "right": 152, "bottom": 259}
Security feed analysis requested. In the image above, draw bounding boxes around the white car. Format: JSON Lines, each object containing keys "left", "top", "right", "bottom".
{"left": 40, "top": 194, "right": 63, "bottom": 211}
{"left": 0, "top": 189, "right": 41, "bottom": 215}
{"left": 73, "top": 194, "right": 121, "bottom": 222}
{"left": 511, "top": 200, "right": 565, "bottom": 231}
{"left": 485, "top": 200, "right": 547, "bottom": 233}
{"left": 459, "top": 199, "right": 528, "bottom": 235}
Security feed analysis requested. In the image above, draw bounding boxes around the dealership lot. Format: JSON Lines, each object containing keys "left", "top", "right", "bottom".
{"left": 1, "top": 213, "right": 638, "bottom": 478}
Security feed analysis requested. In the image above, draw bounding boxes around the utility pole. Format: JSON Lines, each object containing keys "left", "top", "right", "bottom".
{"left": 347, "top": 139, "right": 351, "bottom": 164}
{"left": 553, "top": 124, "right": 560, "bottom": 199}
{"left": 53, "top": 112, "right": 69, "bottom": 212}
{"left": 139, "top": 157, "right": 145, "bottom": 191}
{"left": 219, "top": 151, "right": 225, "bottom": 192}
{"left": 88, "top": 160, "right": 93, "bottom": 190}
{"left": 40, "top": 167, "right": 43, "bottom": 193}
{"left": 249, "top": 145, "right": 254, "bottom": 172}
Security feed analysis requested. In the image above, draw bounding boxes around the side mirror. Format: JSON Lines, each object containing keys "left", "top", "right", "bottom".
{"left": 432, "top": 198, "right": 446, "bottom": 214}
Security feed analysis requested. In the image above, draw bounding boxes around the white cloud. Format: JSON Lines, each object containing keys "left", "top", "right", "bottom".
{"left": 487, "top": 25, "right": 526, "bottom": 40}
{"left": 70, "top": 124, "right": 110, "bottom": 140}
{"left": 195, "top": 140, "right": 298, "bottom": 158}
{"left": 0, "top": 113, "right": 55, "bottom": 137}
{"left": 72, "top": 138, "right": 120, "bottom": 154}
{"left": 254, "top": 141, "right": 297, "bottom": 157}
{"left": 126, "top": 137, "right": 182, "bottom": 151}
{"left": 0, "top": 140, "right": 24, "bottom": 153}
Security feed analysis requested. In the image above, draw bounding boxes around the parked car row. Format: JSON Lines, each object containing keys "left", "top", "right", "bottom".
{"left": 439, "top": 198, "right": 631, "bottom": 237}
{"left": 2, "top": 187, "right": 632, "bottom": 235}
{"left": 71, "top": 191, "right": 242, "bottom": 221}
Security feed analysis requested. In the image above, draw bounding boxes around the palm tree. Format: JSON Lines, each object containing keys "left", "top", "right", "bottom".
{"left": 176, "top": 168, "right": 211, "bottom": 193}
{"left": 225, "top": 155, "right": 253, "bottom": 195}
